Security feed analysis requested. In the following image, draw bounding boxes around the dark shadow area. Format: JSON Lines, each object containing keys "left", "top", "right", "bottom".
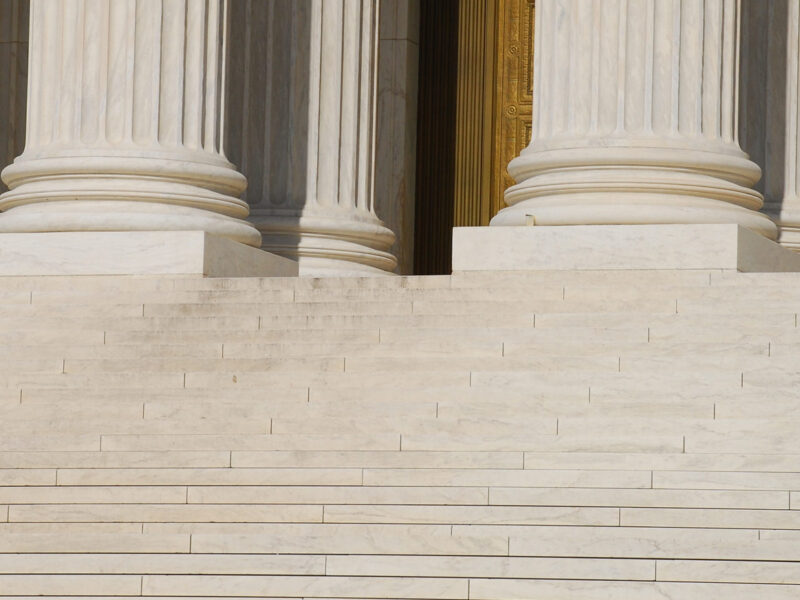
{"left": 0, "top": 0, "right": 29, "bottom": 194}
{"left": 739, "top": 0, "right": 788, "bottom": 217}
{"left": 224, "top": 0, "right": 310, "bottom": 233}
{"left": 413, "top": 0, "right": 459, "bottom": 275}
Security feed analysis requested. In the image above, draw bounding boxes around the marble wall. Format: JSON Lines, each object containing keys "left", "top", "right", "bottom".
{"left": 0, "top": 0, "right": 27, "bottom": 194}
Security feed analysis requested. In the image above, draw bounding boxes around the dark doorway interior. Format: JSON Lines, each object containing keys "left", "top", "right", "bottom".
{"left": 414, "top": 0, "right": 459, "bottom": 275}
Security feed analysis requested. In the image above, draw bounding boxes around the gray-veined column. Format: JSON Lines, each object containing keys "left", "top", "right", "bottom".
{"left": 492, "top": 0, "right": 776, "bottom": 240}
{"left": 0, "top": 0, "right": 28, "bottom": 195}
{"left": 0, "top": 0, "right": 260, "bottom": 247}
{"left": 228, "top": 0, "right": 396, "bottom": 276}
{"left": 779, "top": 0, "right": 800, "bottom": 250}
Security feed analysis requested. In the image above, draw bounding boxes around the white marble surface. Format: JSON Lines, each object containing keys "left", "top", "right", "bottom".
{"left": 0, "top": 0, "right": 27, "bottom": 195}
{"left": 778, "top": 0, "right": 800, "bottom": 250}
{"left": 0, "top": 267, "right": 800, "bottom": 594}
{"left": 453, "top": 224, "right": 800, "bottom": 272}
{"left": 739, "top": 0, "right": 786, "bottom": 222}
{"left": 0, "top": 231, "right": 297, "bottom": 277}
{"left": 375, "top": 0, "right": 419, "bottom": 274}
{"left": 0, "top": 0, "right": 261, "bottom": 247}
{"left": 227, "top": 0, "right": 397, "bottom": 275}
{"left": 493, "top": 0, "right": 777, "bottom": 240}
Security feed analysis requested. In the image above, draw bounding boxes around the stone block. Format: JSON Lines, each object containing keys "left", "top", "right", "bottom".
{"left": 453, "top": 225, "right": 800, "bottom": 272}
{"left": 0, "top": 231, "right": 298, "bottom": 277}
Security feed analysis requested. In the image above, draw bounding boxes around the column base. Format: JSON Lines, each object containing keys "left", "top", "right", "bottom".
{"left": 490, "top": 196, "right": 779, "bottom": 241}
{"left": 0, "top": 231, "right": 298, "bottom": 277}
{"left": 496, "top": 146, "right": 778, "bottom": 240}
{"left": 250, "top": 211, "right": 397, "bottom": 277}
{"left": 452, "top": 224, "right": 800, "bottom": 272}
{"left": 776, "top": 209, "right": 800, "bottom": 252}
{"left": 0, "top": 201, "right": 263, "bottom": 247}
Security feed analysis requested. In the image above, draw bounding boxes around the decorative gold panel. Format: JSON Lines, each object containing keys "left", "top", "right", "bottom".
{"left": 452, "top": 0, "right": 497, "bottom": 228}
{"left": 493, "top": 0, "right": 534, "bottom": 220}
{"left": 453, "top": 0, "right": 535, "bottom": 227}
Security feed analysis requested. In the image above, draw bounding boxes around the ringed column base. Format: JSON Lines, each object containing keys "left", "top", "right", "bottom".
{"left": 0, "top": 201, "right": 263, "bottom": 248}
{"left": 776, "top": 209, "right": 800, "bottom": 252}
{"left": 0, "top": 155, "right": 262, "bottom": 247}
{"left": 250, "top": 209, "right": 397, "bottom": 277}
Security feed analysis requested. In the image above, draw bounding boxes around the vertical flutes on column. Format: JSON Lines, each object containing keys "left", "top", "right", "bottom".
{"left": 228, "top": 0, "right": 396, "bottom": 275}
{"left": 0, "top": 0, "right": 28, "bottom": 193}
{"left": 0, "top": 0, "right": 261, "bottom": 247}
{"left": 493, "top": 0, "right": 775, "bottom": 240}
{"left": 779, "top": 0, "right": 800, "bottom": 250}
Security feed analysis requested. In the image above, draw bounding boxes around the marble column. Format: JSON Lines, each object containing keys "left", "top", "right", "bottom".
{"left": 228, "top": 0, "right": 396, "bottom": 276}
{"left": 0, "top": 0, "right": 261, "bottom": 247}
{"left": 0, "top": 0, "right": 28, "bottom": 195}
{"left": 779, "top": 0, "right": 800, "bottom": 250}
{"left": 492, "top": 0, "right": 777, "bottom": 240}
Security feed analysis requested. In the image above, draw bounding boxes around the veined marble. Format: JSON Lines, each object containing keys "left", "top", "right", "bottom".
{"left": 493, "top": 0, "right": 777, "bottom": 241}
{"left": 0, "top": 0, "right": 261, "bottom": 247}
{"left": 227, "top": 0, "right": 398, "bottom": 276}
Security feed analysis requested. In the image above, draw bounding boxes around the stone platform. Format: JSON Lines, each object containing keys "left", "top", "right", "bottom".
{"left": 0, "top": 231, "right": 298, "bottom": 277}
{"left": 453, "top": 224, "right": 800, "bottom": 272}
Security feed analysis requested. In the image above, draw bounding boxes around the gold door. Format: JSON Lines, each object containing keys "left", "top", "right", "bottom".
{"left": 453, "top": 0, "right": 535, "bottom": 227}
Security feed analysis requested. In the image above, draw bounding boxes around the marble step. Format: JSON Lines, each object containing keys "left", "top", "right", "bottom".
{"left": 135, "top": 298, "right": 676, "bottom": 318}
{"left": 62, "top": 356, "right": 347, "bottom": 374}
{"left": 7, "top": 311, "right": 795, "bottom": 335}
{"left": 520, "top": 452, "right": 800, "bottom": 472}
{"left": 219, "top": 338, "right": 778, "bottom": 362}
{"left": 467, "top": 579, "right": 800, "bottom": 599}
{"left": 0, "top": 553, "right": 646, "bottom": 580}
{"left": 534, "top": 311, "right": 796, "bottom": 330}
{"left": 0, "top": 312, "right": 538, "bottom": 330}
{"left": 0, "top": 268, "right": 796, "bottom": 293}
{"left": 0, "top": 274, "right": 451, "bottom": 292}
{"left": 26, "top": 281, "right": 800, "bottom": 310}
{"left": 104, "top": 327, "right": 382, "bottom": 344}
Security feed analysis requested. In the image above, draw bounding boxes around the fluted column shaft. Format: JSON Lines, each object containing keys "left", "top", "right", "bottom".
{"left": 492, "top": 0, "right": 776, "bottom": 239}
{"left": 232, "top": 0, "right": 396, "bottom": 276}
{"left": 780, "top": 0, "right": 800, "bottom": 250}
{"left": 0, "top": 0, "right": 260, "bottom": 247}
{"left": 0, "top": 0, "right": 28, "bottom": 195}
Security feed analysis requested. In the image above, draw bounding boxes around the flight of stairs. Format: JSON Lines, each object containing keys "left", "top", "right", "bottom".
{"left": 1, "top": 269, "right": 800, "bottom": 598}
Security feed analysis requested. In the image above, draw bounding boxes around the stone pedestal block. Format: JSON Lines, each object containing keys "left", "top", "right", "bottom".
{"left": 453, "top": 224, "right": 800, "bottom": 272}
{"left": 0, "top": 231, "right": 297, "bottom": 277}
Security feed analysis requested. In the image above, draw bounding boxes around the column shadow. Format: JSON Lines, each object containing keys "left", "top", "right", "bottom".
{"left": 224, "top": 0, "right": 311, "bottom": 253}
{"left": 739, "top": 0, "right": 788, "bottom": 218}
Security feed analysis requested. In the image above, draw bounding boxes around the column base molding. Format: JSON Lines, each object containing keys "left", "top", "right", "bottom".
{"left": 0, "top": 201, "right": 263, "bottom": 248}
{"left": 250, "top": 211, "right": 397, "bottom": 277}
{"left": 494, "top": 147, "right": 777, "bottom": 240}
{"left": 452, "top": 224, "right": 800, "bottom": 272}
{"left": 776, "top": 209, "right": 800, "bottom": 252}
{"left": 0, "top": 231, "right": 298, "bottom": 277}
